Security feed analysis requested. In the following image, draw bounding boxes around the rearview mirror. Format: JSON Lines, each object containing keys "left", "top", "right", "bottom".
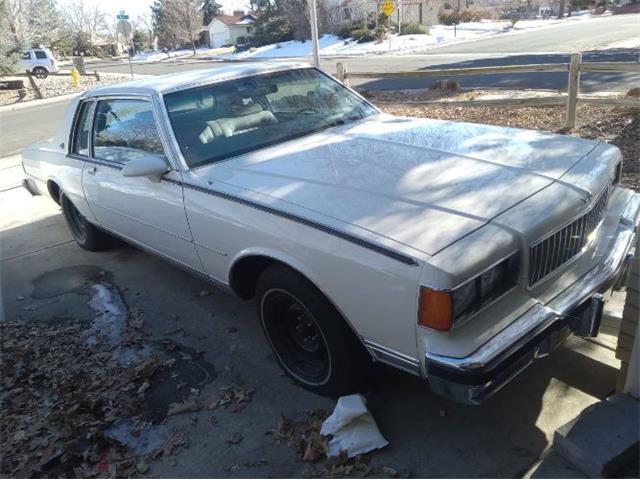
{"left": 121, "top": 155, "right": 169, "bottom": 182}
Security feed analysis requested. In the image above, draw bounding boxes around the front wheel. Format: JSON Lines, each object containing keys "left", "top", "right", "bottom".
{"left": 32, "top": 67, "right": 48, "bottom": 79}
{"left": 256, "top": 264, "right": 371, "bottom": 396}
{"left": 60, "top": 194, "right": 110, "bottom": 251}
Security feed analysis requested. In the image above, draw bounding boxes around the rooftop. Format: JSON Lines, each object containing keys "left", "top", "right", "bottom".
{"left": 84, "top": 62, "right": 312, "bottom": 97}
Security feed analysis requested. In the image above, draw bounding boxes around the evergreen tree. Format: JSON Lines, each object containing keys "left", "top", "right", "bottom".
{"left": 202, "top": 0, "right": 222, "bottom": 25}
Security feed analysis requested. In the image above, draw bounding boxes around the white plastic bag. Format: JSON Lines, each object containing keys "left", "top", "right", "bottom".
{"left": 320, "top": 394, "right": 388, "bottom": 458}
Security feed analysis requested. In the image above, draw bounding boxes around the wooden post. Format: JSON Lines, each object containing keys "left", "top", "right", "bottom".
{"left": 341, "top": 63, "right": 350, "bottom": 87}
{"left": 336, "top": 62, "right": 345, "bottom": 83}
{"left": 25, "top": 70, "right": 43, "bottom": 99}
{"left": 94, "top": 70, "right": 101, "bottom": 82}
{"left": 565, "top": 53, "right": 581, "bottom": 130}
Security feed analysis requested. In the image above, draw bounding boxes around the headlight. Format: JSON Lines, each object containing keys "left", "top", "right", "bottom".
{"left": 419, "top": 252, "right": 520, "bottom": 331}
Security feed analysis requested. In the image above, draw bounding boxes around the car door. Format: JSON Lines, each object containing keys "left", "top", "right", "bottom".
{"left": 81, "top": 95, "right": 203, "bottom": 271}
{"left": 18, "top": 51, "right": 31, "bottom": 71}
{"left": 32, "top": 49, "right": 48, "bottom": 69}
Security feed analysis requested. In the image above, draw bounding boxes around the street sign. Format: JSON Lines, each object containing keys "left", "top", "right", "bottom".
{"left": 116, "top": 10, "right": 129, "bottom": 20}
{"left": 381, "top": 0, "right": 394, "bottom": 16}
{"left": 116, "top": 20, "right": 132, "bottom": 40}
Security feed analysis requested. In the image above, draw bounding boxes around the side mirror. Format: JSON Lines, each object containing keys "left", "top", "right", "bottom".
{"left": 121, "top": 155, "right": 169, "bottom": 183}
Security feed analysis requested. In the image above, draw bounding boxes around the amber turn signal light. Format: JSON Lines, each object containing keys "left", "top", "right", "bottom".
{"left": 418, "top": 287, "right": 453, "bottom": 331}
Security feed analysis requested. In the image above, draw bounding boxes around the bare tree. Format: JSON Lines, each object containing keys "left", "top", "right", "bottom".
{"left": 164, "top": 0, "right": 203, "bottom": 54}
{"left": 7, "top": 0, "right": 61, "bottom": 47}
{"left": 137, "top": 12, "right": 156, "bottom": 49}
{"left": 64, "top": 0, "right": 108, "bottom": 48}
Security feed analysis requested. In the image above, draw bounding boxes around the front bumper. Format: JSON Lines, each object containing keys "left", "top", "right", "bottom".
{"left": 425, "top": 190, "right": 640, "bottom": 405}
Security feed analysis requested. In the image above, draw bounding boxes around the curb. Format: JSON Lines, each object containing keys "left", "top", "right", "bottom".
{"left": 0, "top": 92, "right": 80, "bottom": 113}
{"left": 0, "top": 74, "right": 153, "bottom": 114}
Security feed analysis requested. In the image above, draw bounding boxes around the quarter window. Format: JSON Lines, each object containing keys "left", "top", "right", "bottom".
{"left": 93, "top": 99, "right": 167, "bottom": 164}
{"left": 71, "top": 101, "right": 93, "bottom": 156}
{"left": 34, "top": 50, "right": 47, "bottom": 59}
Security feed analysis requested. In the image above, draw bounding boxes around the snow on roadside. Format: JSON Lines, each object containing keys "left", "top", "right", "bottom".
{"left": 219, "top": 12, "right": 597, "bottom": 59}
{"left": 599, "top": 36, "right": 640, "bottom": 50}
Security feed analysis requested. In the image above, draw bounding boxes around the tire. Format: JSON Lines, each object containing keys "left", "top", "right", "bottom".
{"left": 60, "top": 194, "right": 109, "bottom": 251}
{"left": 256, "top": 264, "right": 371, "bottom": 396}
{"left": 32, "top": 67, "right": 48, "bottom": 79}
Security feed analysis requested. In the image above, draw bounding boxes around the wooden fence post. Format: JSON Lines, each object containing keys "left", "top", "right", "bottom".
{"left": 25, "top": 70, "right": 43, "bottom": 99}
{"left": 336, "top": 62, "right": 345, "bottom": 83}
{"left": 336, "top": 62, "right": 350, "bottom": 86}
{"left": 565, "top": 53, "right": 581, "bottom": 130}
{"left": 93, "top": 70, "right": 100, "bottom": 82}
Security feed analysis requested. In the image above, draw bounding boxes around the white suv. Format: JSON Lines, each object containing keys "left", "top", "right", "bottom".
{"left": 18, "top": 48, "right": 59, "bottom": 78}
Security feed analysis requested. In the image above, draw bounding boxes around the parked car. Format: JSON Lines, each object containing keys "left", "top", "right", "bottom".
{"left": 17, "top": 48, "right": 59, "bottom": 78}
{"left": 21, "top": 63, "right": 640, "bottom": 404}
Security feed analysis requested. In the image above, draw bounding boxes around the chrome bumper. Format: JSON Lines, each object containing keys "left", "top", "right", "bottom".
{"left": 426, "top": 190, "right": 640, "bottom": 405}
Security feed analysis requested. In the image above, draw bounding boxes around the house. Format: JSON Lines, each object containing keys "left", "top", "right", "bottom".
{"left": 202, "top": 11, "right": 256, "bottom": 48}
{"left": 338, "top": 0, "right": 449, "bottom": 27}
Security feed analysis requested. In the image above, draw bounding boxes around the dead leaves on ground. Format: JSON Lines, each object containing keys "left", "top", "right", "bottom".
{"left": 0, "top": 319, "right": 187, "bottom": 478}
{"left": 271, "top": 411, "right": 396, "bottom": 478}
{"left": 166, "top": 384, "right": 254, "bottom": 417}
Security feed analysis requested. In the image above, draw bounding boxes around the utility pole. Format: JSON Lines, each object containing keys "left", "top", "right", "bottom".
{"left": 308, "top": 0, "right": 320, "bottom": 68}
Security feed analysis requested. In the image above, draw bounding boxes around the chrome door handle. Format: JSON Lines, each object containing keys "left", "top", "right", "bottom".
{"left": 86, "top": 166, "right": 97, "bottom": 175}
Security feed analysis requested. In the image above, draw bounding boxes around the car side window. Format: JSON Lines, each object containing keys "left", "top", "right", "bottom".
{"left": 22, "top": 51, "right": 31, "bottom": 60}
{"left": 93, "top": 99, "right": 167, "bottom": 165}
{"left": 71, "top": 101, "right": 93, "bottom": 156}
{"left": 34, "top": 50, "right": 47, "bottom": 59}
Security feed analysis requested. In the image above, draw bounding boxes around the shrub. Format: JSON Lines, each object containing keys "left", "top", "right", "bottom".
{"left": 336, "top": 21, "right": 366, "bottom": 39}
{"left": 438, "top": 8, "right": 481, "bottom": 25}
{"left": 438, "top": 9, "right": 460, "bottom": 25}
{"left": 349, "top": 28, "right": 377, "bottom": 43}
{"left": 374, "top": 27, "right": 387, "bottom": 41}
{"left": 236, "top": 36, "right": 247, "bottom": 45}
{"left": 510, "top": 15, "right": 520, "bottom": 27}
{"left": 399, "top": 23, "right": 429, "bottom": 35}
{"left": 459, "top": 7, "right": 482, "bottom": 22}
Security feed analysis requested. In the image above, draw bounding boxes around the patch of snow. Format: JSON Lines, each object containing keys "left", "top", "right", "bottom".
{"left": 219, "top": 13, "right": 598, "bottom": 59}
{"left": 130, "top": 47, "right": 211, "bottom": 63}
{"left": 105, "top": 420, "right": 171, "bottom": 456}
{"left": 599, "top": 37, "right": 640, "bottom": 50}
{"left": 87, "top": 283, "right": 149, "bottom": 364}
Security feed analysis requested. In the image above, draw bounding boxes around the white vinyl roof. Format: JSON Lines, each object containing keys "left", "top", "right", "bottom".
{"left": 84, "top": 61, "right": 313, "bottom": 97}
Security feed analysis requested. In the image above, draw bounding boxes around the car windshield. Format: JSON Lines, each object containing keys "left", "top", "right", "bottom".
{"left": 164, "top": 68, "right": 377, "bottom": 168}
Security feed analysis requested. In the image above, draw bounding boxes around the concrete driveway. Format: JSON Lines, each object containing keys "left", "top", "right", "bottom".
{"left": 0, "top": 152, "right": 622, "bottom": 477}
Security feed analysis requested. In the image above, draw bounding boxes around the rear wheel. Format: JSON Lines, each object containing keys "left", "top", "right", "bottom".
{"left": 256, "top": 264, "right": 370, "bottom": 396}
{"left": 60, "top": 194, "right": 109, "bottom": 251}
{"left": 32, "top": 67, "right": 48, "bottom": 79}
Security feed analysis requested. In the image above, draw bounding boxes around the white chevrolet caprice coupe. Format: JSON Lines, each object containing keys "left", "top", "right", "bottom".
{"left": 22, "top": 63, "right": 639, "bottom": 404}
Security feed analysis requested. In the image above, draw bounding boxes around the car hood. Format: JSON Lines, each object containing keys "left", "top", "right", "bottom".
{"left": 196, "top": 114, "right": 602, "bottom": 256}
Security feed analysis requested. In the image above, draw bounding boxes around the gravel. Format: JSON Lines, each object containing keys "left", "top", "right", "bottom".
{"left": 373, "top": 96, "right": 639, "bottom": 192}
{"left": 0, "top": 72, "right": 133, "bottom": 106}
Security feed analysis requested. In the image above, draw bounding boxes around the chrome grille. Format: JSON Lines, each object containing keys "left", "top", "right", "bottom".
{"left": 529, "top": 188, "right": 609, "bottom": 287}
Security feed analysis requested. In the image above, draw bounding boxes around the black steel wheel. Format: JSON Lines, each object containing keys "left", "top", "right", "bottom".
{"left": 256, "top": 264, "right": 371, "bottom": 396}
{"left": 261, "top": 289, "right": 331, "bottom": 385}
{"left": 65, "top": 197, "right": 87, "bottom": 243}
{"left": 60, "top": 194, "right": 110, "bottom": 251}
{"left": 32, "top": 67, "right": 48, "bottom": 79}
